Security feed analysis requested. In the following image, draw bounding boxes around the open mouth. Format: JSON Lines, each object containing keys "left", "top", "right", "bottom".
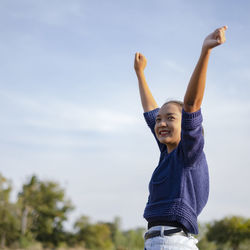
{"left": 159, "top": 130, "right": 170, "bottom": 136}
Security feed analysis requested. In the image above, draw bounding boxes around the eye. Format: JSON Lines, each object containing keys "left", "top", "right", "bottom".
{"left": 168, "top": 116, "right": 175, "bottom": 121}
{"left": 155, "top": 117, "right": 161, "bottom": 122}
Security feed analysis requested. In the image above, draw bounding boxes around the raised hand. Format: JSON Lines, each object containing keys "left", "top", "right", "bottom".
{"left": 134, "top": 52, "right": 158, "bottom": 112}
{"left": 184, "top": 26, "right": 228, "bottom": 113}
{"left": 202, "top": 26, "right": 228, "bottom": 52}
{"left": 134, "top": 52, "right": 147, "bottom": 73}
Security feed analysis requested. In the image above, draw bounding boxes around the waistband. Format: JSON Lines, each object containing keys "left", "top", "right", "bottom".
{"left": 148, "top": 220, "right": 188, "bottom": 233}
{"left": 145, "top": 225, "right": 189, "bottom": 240}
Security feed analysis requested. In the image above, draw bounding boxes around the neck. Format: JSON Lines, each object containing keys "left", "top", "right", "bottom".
{"left": 166, "top": 143, "right": 178, "bottom": 154}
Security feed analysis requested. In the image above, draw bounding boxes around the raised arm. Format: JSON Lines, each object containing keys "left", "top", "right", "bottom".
{"left": 134, "top": 52, "right": 158, "bottom": 112}
{"left": 184, "top": 26, "right": 228, "bottom": 113}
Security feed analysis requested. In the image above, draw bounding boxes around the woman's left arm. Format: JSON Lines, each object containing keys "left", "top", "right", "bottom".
{"left": 184, "top": 26, "right": 228, "bottom": 113}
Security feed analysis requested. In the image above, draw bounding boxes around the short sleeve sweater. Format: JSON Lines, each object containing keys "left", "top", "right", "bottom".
{"left": 143, "top": 108, "right": 209, "bottom": 235}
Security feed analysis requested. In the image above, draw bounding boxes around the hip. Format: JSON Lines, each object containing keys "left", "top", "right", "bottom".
{"left": 144, "top": 226, "right": 198, "bottom": 250}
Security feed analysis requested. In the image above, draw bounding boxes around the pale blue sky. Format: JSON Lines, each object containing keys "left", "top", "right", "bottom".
{"left": 0, "top": 0, "right": 250, "bottom": 230}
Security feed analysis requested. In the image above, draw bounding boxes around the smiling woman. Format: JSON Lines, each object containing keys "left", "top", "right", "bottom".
{"left": 134, "top": 26, "right": 228, "bottom": 250}
{"left": 154, "top": 102, "right": 182, "bottom": 153}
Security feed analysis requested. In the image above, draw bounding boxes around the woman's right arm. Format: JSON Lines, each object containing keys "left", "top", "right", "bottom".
{"left": 134, "top": 52, "right": 158, "bottom": 112}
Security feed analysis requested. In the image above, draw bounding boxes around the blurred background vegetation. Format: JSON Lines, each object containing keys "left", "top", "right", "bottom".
{"left": 0, "top": 173, "right": 249, "bottom": 250}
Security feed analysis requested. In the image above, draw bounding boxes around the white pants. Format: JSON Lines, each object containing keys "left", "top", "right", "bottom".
{"left": 144, "top": 226, "right": 199, "bottom": 250}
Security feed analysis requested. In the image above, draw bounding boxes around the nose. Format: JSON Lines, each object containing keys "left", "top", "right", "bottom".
{"left": 158, "top": 119, "right": 167, "bottom": 127}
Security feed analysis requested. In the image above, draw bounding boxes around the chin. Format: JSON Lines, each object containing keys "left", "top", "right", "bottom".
{"left": 159, "top": 138, "right": 171, "bottom": 145}
{"left": 158, "top": 137, "right": 180, "bottom": 147}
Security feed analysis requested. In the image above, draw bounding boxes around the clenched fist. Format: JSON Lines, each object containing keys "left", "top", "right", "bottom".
{"left": 134, "top": 52, "right": 147, "bottom": 73}
{"left": 202, "top": 26, "right": 228, "bottom": 52}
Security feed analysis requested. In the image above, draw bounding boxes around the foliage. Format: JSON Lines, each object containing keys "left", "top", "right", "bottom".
{"left": 74, "top": 215, "right": 114, "bottom": 250}
{"left": 74, "top": 216, "right": 145, "bottom": 250}
{"left": 1, "top": 173, "right": 250, "bottom": 249}
{"left": 0, "top": 174, "right": 20, "bottom": 248}
{"left": 197, "top": 235, "right": 217, "bottom": 250}
{"left": 18, "top": 175, "right": 74, "bottom": 247}
{"left": 122, "top": 227, "right": 145, "bottom": 250}
{"left": 206, "top": 216, "right": 250, "bottom": 250}
{"left": 197, "top": 223, "right": 217, "bottom": 249}
{"left": 105, "top": 216, "right": 127, "bottom": 249}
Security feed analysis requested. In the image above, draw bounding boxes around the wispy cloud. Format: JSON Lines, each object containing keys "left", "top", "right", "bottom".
{"left": 1, "top": 0, "right": 250, "bottom": 231}
{"left": 0, "top": 90, "right": 139, "bottom": 133}
{"left": 162, "top": 59, "right": 186, "bottom": 74}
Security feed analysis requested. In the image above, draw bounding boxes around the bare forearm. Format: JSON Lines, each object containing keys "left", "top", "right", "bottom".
{"left": 134, "top": 52, "right": 158, "bottom": 112}
{"left": 184, "top": 49, "right": 211, "bottom": 113}
{"left": 184, "top": 26, "right": 227, "bottom": 113}
{"left": 136, "top": 70, "right": 158, "bottom": 112}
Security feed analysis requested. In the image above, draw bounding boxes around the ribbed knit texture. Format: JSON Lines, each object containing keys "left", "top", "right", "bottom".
{"left": 143, "top": 108, "right": 209, "bottom": 235}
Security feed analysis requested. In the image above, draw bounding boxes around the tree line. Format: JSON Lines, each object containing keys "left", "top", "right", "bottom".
{"left": 0, "top": 173, "right": 249, "bottom": 250}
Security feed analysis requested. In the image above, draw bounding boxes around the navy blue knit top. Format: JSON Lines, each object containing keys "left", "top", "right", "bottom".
{"left": 143, "top": 108, "right": 209, "bottom": 234}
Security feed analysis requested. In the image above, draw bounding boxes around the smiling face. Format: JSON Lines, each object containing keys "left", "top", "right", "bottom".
{"left": 154, "top": 102, "right": 182, "bottom": 153}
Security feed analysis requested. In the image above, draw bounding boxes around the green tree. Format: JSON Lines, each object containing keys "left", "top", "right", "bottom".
{"left": 105, "top": 216, "right": 126, "bottom": 249}
{"left": 206, "top": 216, "right": 250, "bottom": 250}
{"left": 197, "top": 222, "right": 217, "bottom": 250}
{"left": 123, "top": 227, "right": 145, "bottom": 250}
{"left": 0, "top": 174, "right": 20, "bottom": 248}
{"left": 104, "top": 217, "right": 145, "bottom": 250}
{"left": 18, "top": 175, "right": 74, "bottom": 247}
{"left": 18, "top": 176, "right": 39, "bottom": 237}
{"left": 74, "top": 215, "right": 114, "bottom": 250}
